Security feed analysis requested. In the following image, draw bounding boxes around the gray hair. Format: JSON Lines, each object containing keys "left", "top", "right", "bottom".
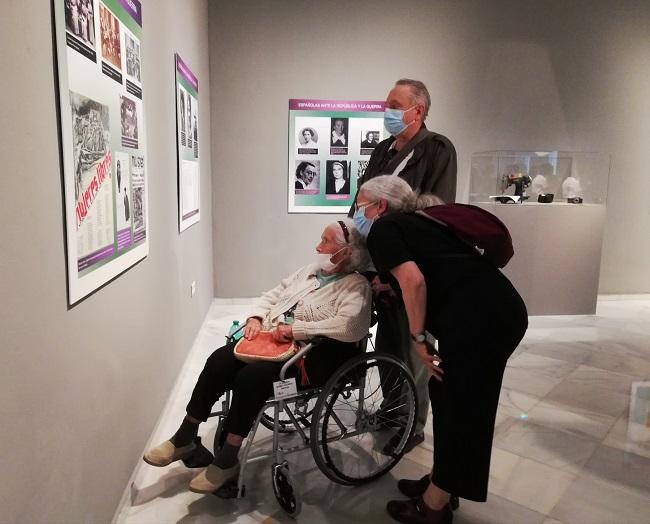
{"left": 395, "top": 78, "right": 431, "bottom": 119}
{"left": 360, "top": 175, "right": 443, "bottom": 213}
{"left": 328, "top": 219, "right": 370, "bottom": 272}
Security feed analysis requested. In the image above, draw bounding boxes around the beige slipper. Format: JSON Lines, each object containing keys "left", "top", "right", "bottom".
{"left": 143, "top": 440, "right": 196, "bottom": 467}
{"left": 189, "top": 463, "right": 240, "bottom": 493}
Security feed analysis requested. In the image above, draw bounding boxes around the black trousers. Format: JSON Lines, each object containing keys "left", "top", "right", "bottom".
{"left": 428, "top": 274, "right": 528, "bottom": 502}
{"left": 186, "top": 339, "right": 359, "bottom": 438}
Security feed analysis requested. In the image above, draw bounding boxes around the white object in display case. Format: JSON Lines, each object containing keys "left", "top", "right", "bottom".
{"left": 469, "top": 151, "right": 610, "bottom": 315}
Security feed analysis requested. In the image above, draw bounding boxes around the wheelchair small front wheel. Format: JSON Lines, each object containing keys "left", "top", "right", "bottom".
{"left": 272, "top": 462, "right": 302, "bottom": 517}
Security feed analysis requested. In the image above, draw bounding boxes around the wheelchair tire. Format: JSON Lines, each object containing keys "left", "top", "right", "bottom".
{"left": 310, "top": 353, "right": 417, "bottom": 486}
{"left": 272, "top": 462, "right": 302, "bottom": 517}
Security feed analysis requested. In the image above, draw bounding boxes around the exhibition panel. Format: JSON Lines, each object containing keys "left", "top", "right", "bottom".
{"left": 54, "top": 0, "right": 149, "bottom": 304}
{"left": 288, "top": 99, "right": 385, "bottom": 214}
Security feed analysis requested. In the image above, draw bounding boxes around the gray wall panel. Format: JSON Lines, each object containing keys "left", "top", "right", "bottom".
{"left": 0, "top": 1, "right": 213, "bottom": 522}
{"left": 208, "top": 0, "right": 650, "bottom": 296}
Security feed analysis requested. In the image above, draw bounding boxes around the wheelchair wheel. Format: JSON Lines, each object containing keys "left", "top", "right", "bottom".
{"left": 310, "top": 353, "right": 417, "bottom": 485}
{"left": 259, "top": 394, "right": 317, "bottom": 434}
{"left": 272, "top": 462, "right": 302, "bottom": 516}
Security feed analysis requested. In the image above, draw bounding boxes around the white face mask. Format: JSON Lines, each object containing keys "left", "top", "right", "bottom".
{"left": 315, "top": 247, "right": 346, "bottom": 272}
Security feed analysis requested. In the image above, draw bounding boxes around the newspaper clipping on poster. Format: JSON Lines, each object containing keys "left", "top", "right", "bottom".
{"left": 175, "top": 54, "right": 200, "bottom": 232}
{"left": 288, "top": 99, "right": 385, "bottom": 213}
{"left": 55, "top": 0, "right": 148, "bottom": 304}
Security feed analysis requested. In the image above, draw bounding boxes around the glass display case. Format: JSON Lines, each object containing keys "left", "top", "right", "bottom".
{"left": 468, "top": 150, "right": 610, "bottom": 315}
{"left": 470, "top": 150, "right": 610, "bottom": 206}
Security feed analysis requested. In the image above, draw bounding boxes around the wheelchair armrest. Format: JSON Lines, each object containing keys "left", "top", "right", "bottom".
{"left": 279, "top": 337, "right": 322, "bottom": 380}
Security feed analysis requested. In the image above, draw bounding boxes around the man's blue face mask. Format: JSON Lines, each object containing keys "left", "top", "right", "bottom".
{"left": 384, "top": 106, "right": 416, "bottom": 137}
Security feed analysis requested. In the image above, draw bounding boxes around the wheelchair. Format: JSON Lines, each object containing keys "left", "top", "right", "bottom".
{"left": 196, "top": 329, "right": 419, "bottom": 517}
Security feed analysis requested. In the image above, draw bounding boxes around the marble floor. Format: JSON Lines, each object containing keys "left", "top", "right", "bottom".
{"left": 115, "top": 296, "right": 650, "bottom": 524}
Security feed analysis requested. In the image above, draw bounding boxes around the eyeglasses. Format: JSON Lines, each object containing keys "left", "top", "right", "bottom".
{"left": 354, "top": 200, "right": 377, "bottom": 213}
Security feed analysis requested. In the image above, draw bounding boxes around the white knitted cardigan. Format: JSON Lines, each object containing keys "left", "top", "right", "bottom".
{"left": 247, "top": 264, "right": 372, "bottom": 343}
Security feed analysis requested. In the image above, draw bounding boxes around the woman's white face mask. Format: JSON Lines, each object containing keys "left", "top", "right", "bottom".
{"left": 316, "top": 247, "right": 347, "bottom": 272}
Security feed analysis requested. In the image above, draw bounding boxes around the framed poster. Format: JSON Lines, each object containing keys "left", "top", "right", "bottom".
{"left": 288, "top": 99, "right": 385, "bottom": 213}
{"left": 175, "top": 54, "right": 200, "bottom": 232}
{"left": 54, "top": 0, "right": 148, "bottom": 305}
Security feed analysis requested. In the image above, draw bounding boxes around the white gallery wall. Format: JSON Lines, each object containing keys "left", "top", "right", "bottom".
{"left": 209, "top": 0, "right": 650, "bottom": 297}
{"left": 0, "top": 1, "right": 213, "bottom": 522}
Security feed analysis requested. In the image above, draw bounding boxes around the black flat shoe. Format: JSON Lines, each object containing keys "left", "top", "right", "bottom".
{"left": 398, "top": 474, "right": 431, "bottom": 498}
{"left": 386, "top": 498, "right": 453, "bottom": 524}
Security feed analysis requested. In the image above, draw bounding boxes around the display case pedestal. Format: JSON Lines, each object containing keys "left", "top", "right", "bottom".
{"left": 476, "top": 202, "right": 606, "bottom": 315}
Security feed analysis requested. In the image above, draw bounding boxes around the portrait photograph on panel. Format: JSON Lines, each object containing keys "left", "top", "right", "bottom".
{"left": 120, "top": 95, "right": 138, "bottom": 148}
{"left": 360, "top": 129, "right": 380, "bottom": 150}
{"left": 125, "top": 31, "right": 141, "bottom": 83}
{"left": 297, "top": 127, "right": 319, "bottom": 153}
{"left": 70, "top": 92, "right": 110, "bottom": 202}
{"left": 65, "top": 0, "right": 96, "bottom": 49}
{"left": 99, "top": 3, "right": 122, "bottom": 70}
{"left": 325, "top": 160, "right": 351, "bottom": 196}
{"left": 358, "top": 160, "right": 369, "bottom": 181}
{"left": 295, "top": 160, "right": 320, "bottom": 194}
{"left": 330, "top": 117, "right": 349, "bottom": 147}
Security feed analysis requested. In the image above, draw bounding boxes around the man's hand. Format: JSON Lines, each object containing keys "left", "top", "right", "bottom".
{"left": 271, "top": 324, "right": 293, "bottom": 343}
{"left": 413, "top": 341, "right": 444, "bottom": 382}
{"left": 243, "top": 318, "right": 262, "bottom": 340}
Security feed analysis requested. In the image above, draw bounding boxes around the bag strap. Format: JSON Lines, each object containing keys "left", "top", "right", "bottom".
{"left": 383, "top": 128, "right": 434, "bottom": 175}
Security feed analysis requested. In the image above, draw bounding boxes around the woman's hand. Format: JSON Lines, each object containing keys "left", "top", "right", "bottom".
{"left": 271, "top": 324, "right": 293, "bottom": 343}
{"left": 371, "top": 275, "right": 394, "bottom": 296}
{"left": 243, "top": 318, "right": 262, "bottom": 340}
{"left": 414, "top": 341, "right": 444, "bottom": 382}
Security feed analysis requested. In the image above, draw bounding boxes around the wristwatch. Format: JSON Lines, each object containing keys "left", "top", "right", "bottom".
{"left": 410, "top": 332, "right": 426, "bottom": 343}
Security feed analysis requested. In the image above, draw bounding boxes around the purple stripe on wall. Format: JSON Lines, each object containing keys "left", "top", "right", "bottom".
{"left": 78, "top": 244, "right": 116, "bottom": 271}
{"left": 175, "top": 54, "right": 198, "bottom": 92}
{"left": 289, "top": 99, "right": 384, "bottom": 112}
{"left": 118, "top": 0, "right": 142, "bottom": 27}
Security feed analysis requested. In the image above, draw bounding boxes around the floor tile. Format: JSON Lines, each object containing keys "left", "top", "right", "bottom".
{"left": 453, "top": 494, "right": 546, "bottom": 524}
{"left": 602, "top": 415, "right": 650, "bottom": 460}
{"left": 488, "top": 457, "right": 576, "bottom": 514}
{"left": 493, "top": 418, "right": 599, "bottom": 474}
{"left": 526, "top": 400, "right": 617, "bottom": 441}
{"left": 583, "top": 341, "right": 650, "bottom": 378}
{"left": 502, "top": 353, "right": 579, "bottom": 398}
{"left": 498, "top": 388, "right": 540, "bottom": 419}
{"left": 543, "top": 379, "right": 630, "bottom": 419}
{"left": 525, "top": 341, "right": 592, "bottom": 365}
{"left": 581, "top": 444, "right": 650, "bottom": 494}
{"left": 564, "top": 364, "right": 642, "bottom": 396}
{"left": 550, "top": 474, "right": 650, "bottom": 524}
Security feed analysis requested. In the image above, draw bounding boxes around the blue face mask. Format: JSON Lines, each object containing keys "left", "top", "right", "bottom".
{"left": 353, "top": 207, "right": 375, "bottom": 238}
{"left": 384, "top": 106, "right": 415, "bottom": 136}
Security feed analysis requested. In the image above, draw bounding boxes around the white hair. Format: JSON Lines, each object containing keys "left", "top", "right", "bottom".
{"left": 360, "top": 175, "right": 443, "bottom": 212}
{"left": 327, "top": 219, "right": 370, "bottom": 272}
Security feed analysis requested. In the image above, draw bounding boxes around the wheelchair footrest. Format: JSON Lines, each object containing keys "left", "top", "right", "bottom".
{"left": 213, "top": 479, "right": 243, "bottom": 499}
{"left": 181, "top": 437, "right": 214, "bottom": 468}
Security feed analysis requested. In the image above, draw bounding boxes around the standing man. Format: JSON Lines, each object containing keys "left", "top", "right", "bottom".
{"left": 350, "top": 78, "right": 457, "bottom": 453}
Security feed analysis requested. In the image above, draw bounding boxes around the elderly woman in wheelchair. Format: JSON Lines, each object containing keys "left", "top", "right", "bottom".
{"left": 143, "top": 220, "right": 419, "bottom": 513}
{"left": 143, "top": 222, "right": 361, "bottom": 479}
